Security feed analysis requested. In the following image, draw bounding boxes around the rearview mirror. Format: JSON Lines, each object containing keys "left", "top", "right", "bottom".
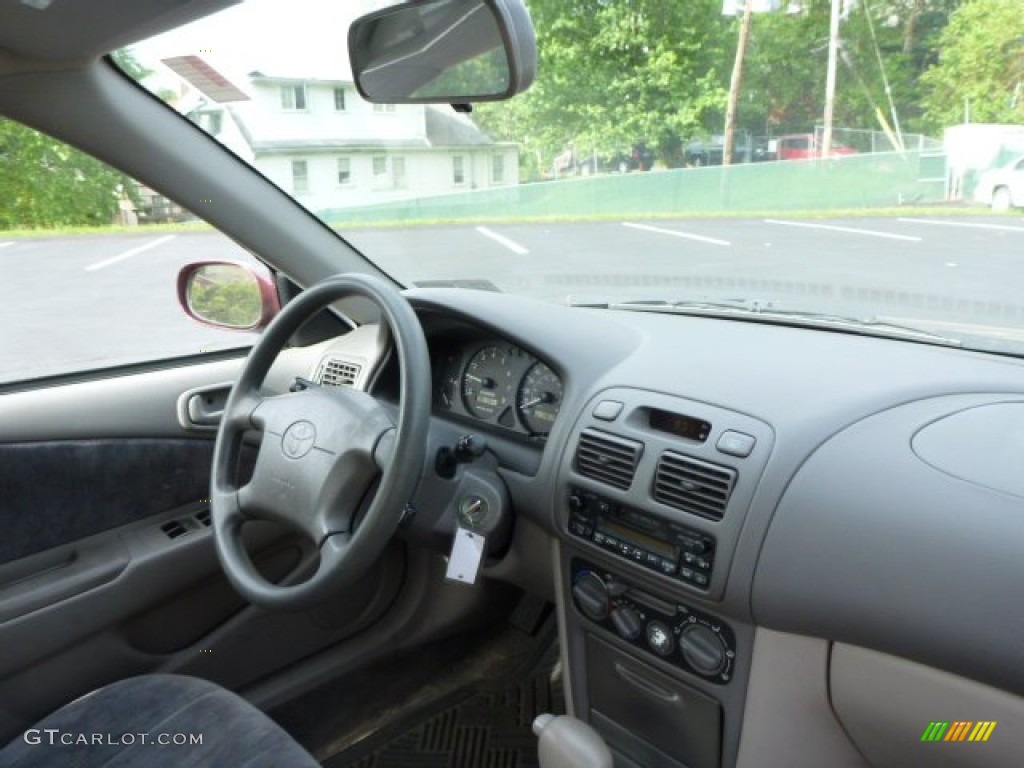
{"left": 177, "top": 261, "right": 280, "bottom": 331}
{"left": 349, "top": 0, "right": 536, "bottom": 104}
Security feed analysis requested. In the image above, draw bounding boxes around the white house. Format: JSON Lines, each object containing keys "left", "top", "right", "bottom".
{"left": 182, "top": 68, "right": 518, "bottom": 213}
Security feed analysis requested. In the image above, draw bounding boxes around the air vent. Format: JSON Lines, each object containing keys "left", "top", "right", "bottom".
{"left": 318, "top": 357, "right": 361, "bottom": 388}
{"left": 653, "top": 452, "right": 736, "bottom": 521}
{"left": 574, "top": 429, "right": 643, "bottom": 490}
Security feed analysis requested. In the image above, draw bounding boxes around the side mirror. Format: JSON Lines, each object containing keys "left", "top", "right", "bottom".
{"left": 349, "top": 0, "right": 536, "bottom": 104}
{"left": 177, "top": 261, "right": 280, "bottom": 331}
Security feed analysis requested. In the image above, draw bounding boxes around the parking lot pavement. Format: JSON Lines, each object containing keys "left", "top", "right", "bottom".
{"left": 3, "top": 215, "right": 1024, "bottom": 384}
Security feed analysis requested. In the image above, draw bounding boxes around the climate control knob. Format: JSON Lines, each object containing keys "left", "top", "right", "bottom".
{"left": 610, "top": 606, "right": 642, "bottom": 641}
{"left": 679, "top": 624, "right": 727, "bottom": 676}
{"left": 571, "top": 572, "right": 610, "bottom": 621}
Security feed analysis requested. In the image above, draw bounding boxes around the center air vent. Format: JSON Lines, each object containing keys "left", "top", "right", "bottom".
{"left": 318, "top": 358, "right": 361, "bottom": 388}
{"left": 653, "top": 452, "right": 736, "bottom": 521}
{"left": 575, "top": 429, "right": 643, "bottom": 490}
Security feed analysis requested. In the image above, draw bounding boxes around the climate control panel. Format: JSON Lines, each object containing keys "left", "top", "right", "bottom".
{"left": 571, "top": 558, "right": 736, "bottom": 685}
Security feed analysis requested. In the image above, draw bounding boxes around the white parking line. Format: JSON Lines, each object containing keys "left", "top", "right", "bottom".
{"left": 622, "top": 222, "right": 730, "bottom": 246}
{"left": 764, "top": 219, "right": 922, "bottom": 242}
{"left": 85, "top": 235, "right": 177, "bottom": 272}
{"left": 897, "top": 217, "right": 1024, "bottom": 233}
{"left": 475, "top": 226, "right": 529, "bottom": 255}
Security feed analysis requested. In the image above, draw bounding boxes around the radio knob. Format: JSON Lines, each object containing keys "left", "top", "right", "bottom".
{"left": 571, "top": 572, "right": 610, "bottom": 622}
{"left": 568, "top": 494, "right": 584, "bottom": 514}
{"left": 610, "top": 606, "right": 642, "bottom": 641}
{"left": 679, "top": 624, "right": 727, "bottom": 676}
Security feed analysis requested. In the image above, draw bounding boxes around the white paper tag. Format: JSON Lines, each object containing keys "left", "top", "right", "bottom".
{"left": 445, "top": 527, "right": 486, "bottom": 585}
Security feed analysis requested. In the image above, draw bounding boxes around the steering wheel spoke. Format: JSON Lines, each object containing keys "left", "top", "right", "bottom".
{"left": 210, "top": 274, "right": 429, "bottom": 609}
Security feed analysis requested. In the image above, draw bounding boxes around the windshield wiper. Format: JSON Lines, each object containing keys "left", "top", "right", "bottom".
{"left": 570, "top": 297, "right": 963, "bottom": 347}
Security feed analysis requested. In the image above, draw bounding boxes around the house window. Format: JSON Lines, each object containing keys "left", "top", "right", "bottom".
{"left": 292, "top": 159, "right": 309, "bottom": 194}
{"left": 281, "top": 84, "right": 307, "bottom": 110}
{"left": 392, "top": 156, "right": 406, "bottom": 189}
{"left": 452, "top": 156, "right": 465, "bottom": 185}
{"left": 491, "top": 154, "right": 505, "bottom": 184}
{"left": 337, "top": 157, "right": 351, "bottom": 185}
{"left": 372, "top": 156, "right": 388, "bottom": 178}
{"left": 333, "top": 87, "right": 346, "bottom": 111}
{"left": 373, "top": 103, "right": 396, "bottom": 113}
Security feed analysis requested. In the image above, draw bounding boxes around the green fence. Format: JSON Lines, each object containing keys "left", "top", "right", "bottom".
{"left": 320, "top": 150, "right": 946, "bottom": 226}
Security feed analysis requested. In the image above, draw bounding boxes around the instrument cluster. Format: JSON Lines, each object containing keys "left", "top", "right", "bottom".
{"left": 435, "top": 339, "right": 563, "bottom": 441}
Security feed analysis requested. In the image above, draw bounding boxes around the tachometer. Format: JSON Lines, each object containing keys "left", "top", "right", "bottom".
{"left": 517, "top": 362, "right": 562, "bottom": 435}
{"left": 462, "top": 345, "right": 511, "bottom": 419}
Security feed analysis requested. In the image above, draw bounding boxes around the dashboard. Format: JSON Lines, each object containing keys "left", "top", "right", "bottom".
{"left": 385, "top": 288, "right": 1024, "bottom": 768}
{"left": 332, "top": 287, "right": 1024, "bottom": 767}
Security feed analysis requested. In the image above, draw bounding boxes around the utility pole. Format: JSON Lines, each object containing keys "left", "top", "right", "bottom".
{"left": 723, "top": 0, "right": 754, "bottom": 167}
{"left": 821, "top": 0, "right": 841, "bottom": 158}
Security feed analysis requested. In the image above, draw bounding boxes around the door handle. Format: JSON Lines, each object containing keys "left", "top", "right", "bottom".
{"left": 177, "top": 382, "right": 233, "bottom": 431}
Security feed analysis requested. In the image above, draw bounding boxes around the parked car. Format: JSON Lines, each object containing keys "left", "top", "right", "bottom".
{"left": 973, "top": 155, "right": 1024, "bottom": 210}
{"left": 775, "top": 132, "right": 858, "bottom": 160}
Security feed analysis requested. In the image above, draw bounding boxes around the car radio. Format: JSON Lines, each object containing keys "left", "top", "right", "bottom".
{"left": 567, "top": 487, "right": 715, "bottom": 589}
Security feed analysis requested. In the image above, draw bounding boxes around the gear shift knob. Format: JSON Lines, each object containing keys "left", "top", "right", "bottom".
{"left": 533, "top": 713, "right": 613, "bottom": 768}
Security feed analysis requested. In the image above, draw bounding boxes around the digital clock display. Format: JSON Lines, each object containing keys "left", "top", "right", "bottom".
{"left": 648, "top": 409, "right": 711, "bottom": 442}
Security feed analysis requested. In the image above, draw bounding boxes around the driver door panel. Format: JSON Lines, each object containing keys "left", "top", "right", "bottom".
{"left": 0, "top": 356, "right": 404, "bottom": 741}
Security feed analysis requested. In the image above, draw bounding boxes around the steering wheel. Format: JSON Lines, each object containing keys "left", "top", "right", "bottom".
{"left": 210, "top": 274, "right": 429, "bottom": 609}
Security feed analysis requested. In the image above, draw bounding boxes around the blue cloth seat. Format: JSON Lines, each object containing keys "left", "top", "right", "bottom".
{"left": 0, "top": 674, "right": 319, "bottom": 767}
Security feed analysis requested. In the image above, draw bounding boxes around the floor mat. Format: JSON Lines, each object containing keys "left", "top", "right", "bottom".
{"left": 327, "top": 659, "right": 564, "bottom": 768}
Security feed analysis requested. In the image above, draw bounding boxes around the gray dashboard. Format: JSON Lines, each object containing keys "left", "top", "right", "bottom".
{"left": 402, "top": 286, "right": 1024, "bottom": 699}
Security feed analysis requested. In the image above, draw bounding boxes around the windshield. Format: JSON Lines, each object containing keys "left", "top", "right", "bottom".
{"left": 125, "top": 0, "right": 1024, "bottom": 355}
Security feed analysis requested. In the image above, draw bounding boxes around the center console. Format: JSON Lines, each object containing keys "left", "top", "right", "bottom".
{"left": 556, "top": 388, "right": 773, "bottom": 767}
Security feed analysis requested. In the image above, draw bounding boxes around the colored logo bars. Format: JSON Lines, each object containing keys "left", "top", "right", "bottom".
{"left": 921, "top": 721, "right": 997, "bottom": 743}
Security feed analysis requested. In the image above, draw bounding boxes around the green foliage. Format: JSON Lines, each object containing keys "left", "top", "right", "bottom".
{"left": 920, "top": 0, "right": 1024, "bottom": 130}
{"left": 475, "top": 0, "right": 731, "bottom": 173}
{"left": 189, "top": 278, "right": 262, "bottom": 328}
{"left": 0, "top": 119, "right": 129, "bottom": 229}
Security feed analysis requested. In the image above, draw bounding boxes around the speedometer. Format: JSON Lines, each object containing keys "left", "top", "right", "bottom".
{"left": 517, "top": 362, "right": 562, "bottom": 436}
{"left": 462, "top": 345, "right": 510, "bottom": 419}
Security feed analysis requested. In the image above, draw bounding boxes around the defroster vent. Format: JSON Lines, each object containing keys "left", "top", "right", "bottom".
{"left": 653, "top": 451, "right": 736, "bottom": 521}
{"left": 574, "top": 429, "right": 643, "bottom": 490}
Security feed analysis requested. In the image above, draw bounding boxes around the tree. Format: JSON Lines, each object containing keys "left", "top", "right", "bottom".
{"left": 920, "top": 0, "right": 1024, "bottom": 130}
{"left": 0, "top": 119, "right": 129, "bottom": 229}
{"left": 474, "top": 0, "right": 732, "bottom": 174}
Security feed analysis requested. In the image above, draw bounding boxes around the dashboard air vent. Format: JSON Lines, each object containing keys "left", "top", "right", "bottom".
{"left": 574, "top": 429, "right": 643, "bottom": 490}
{"left": 653, "top": 452, "right": 736, "bottom": 521}
{"left": 318, "top": 358, "right": 361, "bottom": 388}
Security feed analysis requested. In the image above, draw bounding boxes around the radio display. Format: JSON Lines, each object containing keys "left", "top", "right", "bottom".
{"left": 648, "top": 408, "right": 711, "bottom": 442}
{"left": 600, "top": 520, "right": 677, "bottom": 560}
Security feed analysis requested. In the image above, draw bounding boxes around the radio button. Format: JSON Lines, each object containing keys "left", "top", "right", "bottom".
{"left": 678, "top": 537, "right": 708, "bottom": 555}
{"left": 659, "top": 558, "right": 677, "bottom": 575}
{"left": 693, "top": 572, "right": 709, "bottom": 587}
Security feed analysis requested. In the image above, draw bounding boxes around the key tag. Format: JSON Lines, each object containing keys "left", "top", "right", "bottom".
{"left": 445, "top": 527, "right": 486, "bottom": 585}
{"left": 446, "top": 495, "right": 489, "bottom": 585}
